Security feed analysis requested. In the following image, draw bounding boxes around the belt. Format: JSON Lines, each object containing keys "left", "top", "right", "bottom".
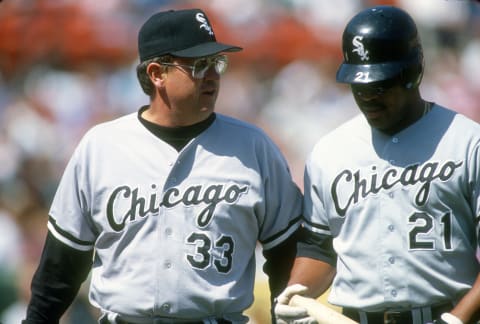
{"left": 113, "top": 319, "right": 232, "bottom": 324}
{"left": 343, "top": 301, "right": 453, "bottom": 324}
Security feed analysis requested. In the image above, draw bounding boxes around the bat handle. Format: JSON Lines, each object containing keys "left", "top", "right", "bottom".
{"left": 289, "top": 295, "right": 359, "bottom": 324}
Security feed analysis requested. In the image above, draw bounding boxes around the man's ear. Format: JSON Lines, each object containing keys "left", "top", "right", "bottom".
{"left": 147, "top": 62, "right": 167, "bottom": 87}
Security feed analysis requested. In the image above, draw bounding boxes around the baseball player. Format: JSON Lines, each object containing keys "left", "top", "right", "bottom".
{"left": 22, "top": 8, "right": 303, "bottom": 324}
{"left": 275, "top": 5, "right": 480, "bottom": 324}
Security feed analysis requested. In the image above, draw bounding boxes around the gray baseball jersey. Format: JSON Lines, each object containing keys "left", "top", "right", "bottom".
{"left": 303, "top": 104, "right": 480, "bottom": 311}
{"left": 47, "top": 112, "right": 302, "bottom": 322}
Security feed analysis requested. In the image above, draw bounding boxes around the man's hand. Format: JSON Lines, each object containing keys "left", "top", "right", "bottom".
{"left": 274, "top": 284, "right": 317, "bottom": 324}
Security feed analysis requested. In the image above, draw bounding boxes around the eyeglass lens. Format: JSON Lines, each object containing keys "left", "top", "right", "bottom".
{"left": 192, "top": 55, "right": 228, "bottom": 79}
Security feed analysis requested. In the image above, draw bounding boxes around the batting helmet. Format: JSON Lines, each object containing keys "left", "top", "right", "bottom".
{"left": 336, "top": 6, "right": 424, "bottom": 88}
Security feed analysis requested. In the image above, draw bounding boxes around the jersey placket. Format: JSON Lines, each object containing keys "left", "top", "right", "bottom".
{"left": 153, "top": 149, "right": 185, "bottom": 317}
{"left": 379, "top": 135, "right": 408, "bottom": 304}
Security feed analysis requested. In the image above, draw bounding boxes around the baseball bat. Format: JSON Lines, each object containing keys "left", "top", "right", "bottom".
{"left": 289, "top": 295, "right": 358, "bottom": 324}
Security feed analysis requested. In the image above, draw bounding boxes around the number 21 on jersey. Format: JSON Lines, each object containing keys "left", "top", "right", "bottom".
{"left": 408, "top": 211, "right": 453, "bottom": 251}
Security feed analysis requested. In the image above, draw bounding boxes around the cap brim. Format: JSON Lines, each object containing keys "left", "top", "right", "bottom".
{"left": 171, "top": 42, "right": 242, "bottom": 58}
{"left": 336, "top": 61, "right": 408, "bottom": 84}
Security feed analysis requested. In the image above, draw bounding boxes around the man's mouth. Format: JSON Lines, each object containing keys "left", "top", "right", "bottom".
{"left": 361, "top": 105, "right": 386, "bottom": 119}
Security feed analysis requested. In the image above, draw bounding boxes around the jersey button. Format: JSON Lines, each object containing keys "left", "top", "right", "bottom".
{"left": 391, "top": 290, "right": 398, "bottom": 297}
{"left": 165, "top": 261, "right": 172, "bottom": 269}
{"left": 392, "top": 137, "right": 399, "bottom": 143}
{"left": 161, "top": 303, "right": 171, "bottom": 312}
{"left": 165, "top": 228, "right": 172, "bottom": 236}
{"left": 388, "top": 257, "right": 395, "bottom": 264}
{"left": 388, "top": 225, "right": 395, "bottom": 232}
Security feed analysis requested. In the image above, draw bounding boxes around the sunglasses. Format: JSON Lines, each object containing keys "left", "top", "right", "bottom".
{"left": 160, "top": 55, "right": 228, "bottom": 79}
{"left": 351, "top": 77, "right": 400, "bottom": 96}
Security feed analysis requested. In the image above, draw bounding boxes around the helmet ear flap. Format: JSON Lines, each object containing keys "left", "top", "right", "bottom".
{"left": 401, "top": 50, "right": 424, "bottom": 89}
{"left": 402, "top": 64, "right": 423, "bottom": 89}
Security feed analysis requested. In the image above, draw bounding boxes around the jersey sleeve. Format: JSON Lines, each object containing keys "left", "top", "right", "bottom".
{"left": 256, "top": 136, "right": 303, "bottom": 250}
{"left": 302, "top": 151, "right": 331, "bottom": 236}
{"left": 296, "top": 227, "right": 337, "bottom": 266}
{"left": 48, "top": 132, "right": 97, "bottom": 251}
{"left": 300, "top": 152, "right": 337, "bottom": 264}
{"left": 468, "top": 141, "right": 480, "bottom": 254}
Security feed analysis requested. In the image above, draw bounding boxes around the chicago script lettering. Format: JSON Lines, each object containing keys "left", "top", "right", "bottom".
{"left": 107, "top": 183, "right": 248, "bottom": 231}
{"left": 331, "top": 160, "right": 462, "bottom": 216}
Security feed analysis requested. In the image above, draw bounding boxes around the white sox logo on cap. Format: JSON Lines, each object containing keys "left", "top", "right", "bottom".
{"left": 138, "top": 8, "right": 241, "bottom": 61}
{"left": 196, "top": 13, "right": 214, "bottom": 36}
{"left": 352, "top": 35, "right": 369, "bottom": 61}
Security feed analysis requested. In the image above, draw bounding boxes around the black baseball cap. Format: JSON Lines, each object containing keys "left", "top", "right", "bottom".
{"left": 138, "top": 8, "right": 242, "bottom": 62}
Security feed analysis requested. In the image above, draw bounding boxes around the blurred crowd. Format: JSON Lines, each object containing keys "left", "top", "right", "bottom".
{"left": 0, "top": 0, "right": 479, "bottom": 323}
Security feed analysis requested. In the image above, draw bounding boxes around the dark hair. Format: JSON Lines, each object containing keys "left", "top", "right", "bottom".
{"left": 136, "top": 55, "right": 172, "bottom": 98}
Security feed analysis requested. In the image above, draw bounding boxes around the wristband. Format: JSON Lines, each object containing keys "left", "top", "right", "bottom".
{"left": 440, "top": 313, "right": 463, "bottom": 324}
